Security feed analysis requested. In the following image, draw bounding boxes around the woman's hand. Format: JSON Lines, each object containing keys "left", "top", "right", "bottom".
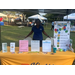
{"left": 48, "top": 36, "right": 51, "bottom": 38}
{"left": 47, "top": 36, "right": 51, "bottom": 39}
{"left": 43, "top": 31, "right": 51, "bottom": 39}
{"left": 25, "top": 31, "right": 33, "bottom": 39}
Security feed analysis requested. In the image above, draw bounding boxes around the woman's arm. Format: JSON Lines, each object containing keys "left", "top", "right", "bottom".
{"left": 42, "top": 31, "right": 51, "bottom": 38}
{"left": 25, "top": 31, "right": 33, "bottom": 38}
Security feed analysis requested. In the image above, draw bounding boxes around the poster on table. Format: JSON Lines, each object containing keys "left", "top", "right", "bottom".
{"left": 10, "top": 42, "right": 15, "bottom": 52}
{"left": 19, "top": 40, "right": 28, "bottom": 52}
{"left": 54, "top": 21, "right": 70, "bottom": 50}
{"left": 45, "top": 38, "right": 54, "bottom": 46}
{"left": 42, "top": 40, "right": 51, "bottom": 52}
{"left": 31, "top": 40, "right": 40, "bottom": 52}
{"left": 2, "top": 43, "right": 7, "bottom": 53}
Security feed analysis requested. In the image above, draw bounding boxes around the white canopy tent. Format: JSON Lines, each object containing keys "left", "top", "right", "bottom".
{"left": 0, "top": 13, "right": 7, "bottom": 17}
{"left": 63, "top": 13, "right": 75, "bottom": 20}
{"left": 28, "top": 14, "right": 47, "bottom": 20}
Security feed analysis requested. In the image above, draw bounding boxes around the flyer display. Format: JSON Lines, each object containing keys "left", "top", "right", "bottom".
{"left": 42, "top": 40, "right": 51, "bottom": 52}
{"left": 31, "top": 40, "right": 40, "bottom": 52}
{"left": 19, "top": 40, "right": 28, "bottom": 52}
{"left": 10, "top": 42, "right": 15, "bottom": 52}
{"left": 2, "top": 43, "right": 7, "bottom": 52}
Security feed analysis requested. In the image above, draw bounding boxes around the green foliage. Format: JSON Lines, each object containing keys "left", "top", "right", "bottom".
{"left": 44, "top": 14, "right": 63, "bottom": 22}
{"left": 23, "top": 12, "right": 39, "bottom": 18}
{"left": 2, "top": 11, "right": 17, "bottom": 15}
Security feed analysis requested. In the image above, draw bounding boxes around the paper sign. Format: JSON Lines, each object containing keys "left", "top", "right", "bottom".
{"left": 31, "top": 40, "right": 40, "bottom": 52}
{"left": 10, "top": 42, "right": 15, "bottom": 52}
{"left": 42, "top": 40, "right": 51, "bottom": 52}
{"left": 45, "top": 38, "right": 54, "bottom": 46}
{"left": 19, "top": 40, "right": 28, "bottom": 52}
{"left": 54, "top": 21, "right": 70, "bottom": 49}
{"left": 2, "top": 43, "right": 7, "bottom": 53}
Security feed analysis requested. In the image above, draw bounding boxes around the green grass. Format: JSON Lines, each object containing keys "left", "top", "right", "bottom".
{"left": 1, "top": 24, "right": 75, "bottom": 52}
{"left": 1, "top": 24, "right": 52, "bottom": 47}
{"left": 1, "top": 24, "right": 75, "bottom": 65}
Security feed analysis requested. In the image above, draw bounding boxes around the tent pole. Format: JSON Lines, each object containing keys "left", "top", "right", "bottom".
{"left": 23, "top": 14, "right": 24, "bottom": 23}
{"left": 67, "top": 10, "right": 68, "bottom": 19}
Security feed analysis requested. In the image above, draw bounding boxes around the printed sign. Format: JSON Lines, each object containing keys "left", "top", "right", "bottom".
{"left": 19, "top": 40, "right": 28, "bottom": 52}
{"left": 54, "top": 21, "right": 70, "bottom": 49}
{"left": 2, "top": 43, "right": 7, "bottom": 52}
{"left": 42, "top": 40, "right": 51, "bottom": 52}
{"left": 31, "top": 40, "right": 40, "bottom": 52}
{"left": 10, "top": 42, "right": 15, "bottom": 52}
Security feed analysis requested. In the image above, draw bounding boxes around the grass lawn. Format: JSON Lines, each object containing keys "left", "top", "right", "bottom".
{"left": 1, "top": 24, "right": 75, "bottom": 65}
{"left": 1, "top": 24, "right": 75, "bottom": 52}
{"left": 1, "top": 24, "right": 52, "bottom": 46}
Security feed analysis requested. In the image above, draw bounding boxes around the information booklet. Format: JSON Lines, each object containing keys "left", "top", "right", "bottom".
{"left": 42, "top": 40, "right": 51, "bottom": 52}
{"left": 10, "top": 42, "right": 15, "bottom": 52}
{"left": 19, "top": 40, "right": 28, "bottom": 52}
{"left": 2, "top": 43, "right": 7, "bottom": 53}
{"left": 31, "top": 40, "right": 40, "bottom": 52}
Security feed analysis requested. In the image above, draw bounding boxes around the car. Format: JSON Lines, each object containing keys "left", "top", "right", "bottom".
{"left": 14, "top": 18, "right": 27, "bottom": 26}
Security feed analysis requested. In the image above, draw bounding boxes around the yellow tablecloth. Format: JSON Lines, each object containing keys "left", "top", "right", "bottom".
{"left": 0, "top": 46, "right": 75, "bottom": 65}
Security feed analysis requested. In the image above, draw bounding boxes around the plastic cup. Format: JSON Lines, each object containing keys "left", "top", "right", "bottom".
{"left": 63, "top": 49, "right": 67, "bottom": 52}
{"left": 59, "top": 49, "right": 63, "bottom": 52}
{"left": 53, "top": 47, "right": 57, "bottom": 53}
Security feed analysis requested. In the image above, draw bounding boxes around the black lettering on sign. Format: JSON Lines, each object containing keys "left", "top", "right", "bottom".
{"left": 36, "top": 62, "right": 40, "bottom": 65}
{"left": 31, "top": 62, "right": 35, "bottom": 65}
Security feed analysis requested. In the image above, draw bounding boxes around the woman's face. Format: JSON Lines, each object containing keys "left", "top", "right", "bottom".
{"left": 36, "top": 20, "right": 40, "bottom": 26}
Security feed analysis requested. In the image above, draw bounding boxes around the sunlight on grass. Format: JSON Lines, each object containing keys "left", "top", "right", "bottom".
{"left": 1, "top": 25, "right": 75, "bottom": 51}
{"left": 1, "top": 24, "right": 75, "bottom": 65}
{"left": 5, "top": 31, "right": 21, "bottom": 35}
{"left": 3, "top": 36, "right": 18, "bottom": 41}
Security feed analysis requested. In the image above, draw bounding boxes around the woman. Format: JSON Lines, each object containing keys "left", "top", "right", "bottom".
{"left": 25, "top": 19, "right": 51, "bottom": 47}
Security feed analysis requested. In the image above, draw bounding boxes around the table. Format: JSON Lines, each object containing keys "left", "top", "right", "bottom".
{"left": 0, "top": 46, "right": 75, "bottom": 65}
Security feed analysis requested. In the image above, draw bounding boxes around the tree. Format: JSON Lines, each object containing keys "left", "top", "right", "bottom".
{"left": 44, "top": 13, "right": 64, "bottom": 22}
{"left": 23, "top": 12, "right": 39, "bottom": 18}
{"left": 1, "top": 11, "right": 19, "bottom": 24}
{"left": 1, "top": 11, "right": 17, "bottom": 16}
